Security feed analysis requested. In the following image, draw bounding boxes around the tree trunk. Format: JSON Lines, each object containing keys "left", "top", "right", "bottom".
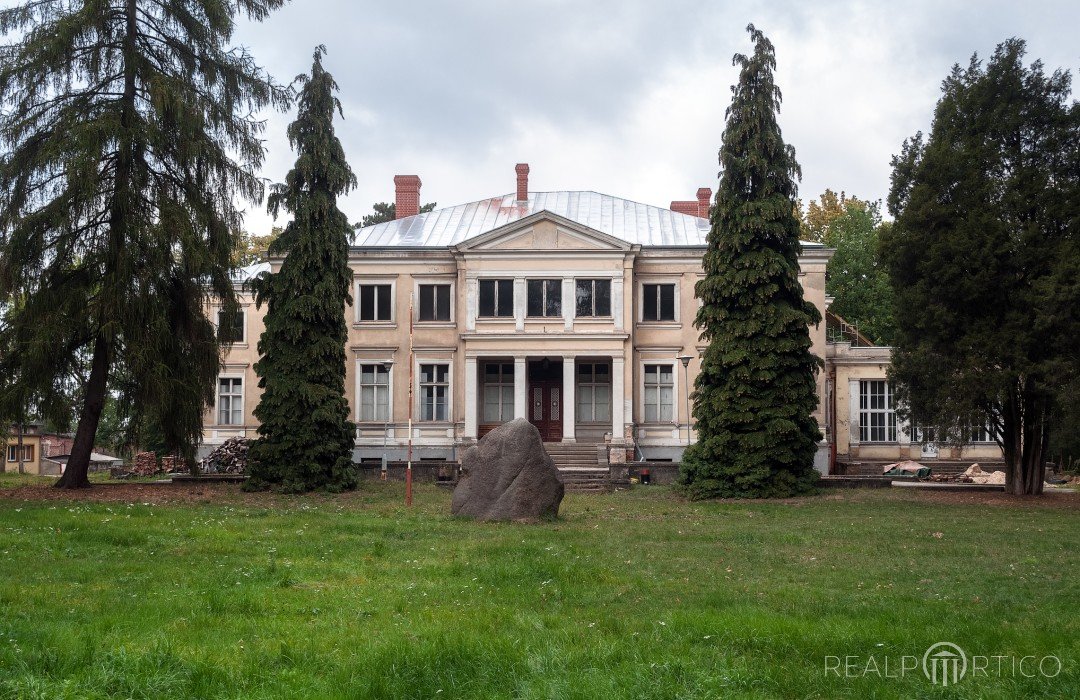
{"left": 1004, "top": 391, "right": 1048, "bottom": 495}
{"left": 56, "top": 336, "right": 110, "bottom": 489}
{"left": 16, "top": 418, "right": 25, "bottom": 475}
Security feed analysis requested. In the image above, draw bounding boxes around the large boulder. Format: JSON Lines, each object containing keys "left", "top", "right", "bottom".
{"left": 451, "top": 418, "right": 564, "bottom": 521}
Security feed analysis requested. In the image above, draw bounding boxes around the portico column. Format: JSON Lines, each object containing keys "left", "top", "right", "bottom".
{"left": 848, "top": 378, "right": 861, "bottom": 447}
{"left": 464, "top": 357, "right": 478, "bottom": 440}
{"left": 562, "top": 357, "right": 576, "bottom": 442}
{"left": 612, "top": 357, "right": 625, "bottom": 442}
{"left": 514, "top": 357, "right": 528, "bottom": 419}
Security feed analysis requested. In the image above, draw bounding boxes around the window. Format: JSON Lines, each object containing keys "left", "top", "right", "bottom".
{"left": 218, "top": 377, "right": 243, "bottom": 426}
{"left": 577, "top": 363, "right": 611, "bottom": 422}
{"left": 859, "top": 380, "right": 896, "bottom": 442}
{"left": 482, "top": 363, "right": 515, "bottom": 423}
{"left": 642, "top": 283, "right": 676, "bottom": 321}
{"left": 643, "top": 364, "right": 674, "bottom": 422}
{"left": 965, "top": 424, "right": 996, "bottom": 443}
{"left": 478, "top": 279, "right": 514, "bottom": 317}
{"left": 575, "top": 279, "right": 611, "bottom": 317}
{"left": 420, "top": 364, "right": 449, "bottom": 421}
{"left": 358, "top": 283, "right": 392, "bottom": 321}
{"left": 7, "top": 445, "right": 34, "bottom": 462}
{"left": 527, "top": 279, "right": 562, "bottom": 317}
{"left": 418, "top": 284, "right": 451, "bottom": 322}
{"left": 358, "top": 364, "right": 390, "bottom": 422}
{"left": 217, "top": 310, "right": 244, "bottom": 344}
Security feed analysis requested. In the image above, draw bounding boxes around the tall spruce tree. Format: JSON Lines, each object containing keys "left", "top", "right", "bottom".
{"left": 246, "top": 48, "right": 358, "bottom": 493}
{"left": 0, "top": 0, "right": 288, "bottom": 488}
{"left": 678, "top": 25, "right": 823, "bottom": 499}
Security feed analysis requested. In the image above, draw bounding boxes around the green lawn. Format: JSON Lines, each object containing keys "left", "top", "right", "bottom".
{"left": 0, "top": 477, "right": 1076, "bottom": 699}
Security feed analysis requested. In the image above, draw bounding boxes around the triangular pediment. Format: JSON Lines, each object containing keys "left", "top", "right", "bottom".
{"left": 453, "top": 210, "right": 632, "bottom": 253}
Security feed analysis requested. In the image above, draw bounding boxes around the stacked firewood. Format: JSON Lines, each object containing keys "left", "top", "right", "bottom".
{"left": 131, "top": 451, "right": 159, "bottom": 476}
{"left": 200, "top": 437, "right": 250, "bottom": 474}
{"left": 161, "top": 455, "right": 185, "bottom": 473}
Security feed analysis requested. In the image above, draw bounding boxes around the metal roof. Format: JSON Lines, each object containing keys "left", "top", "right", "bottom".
{"left": 351, "top": 191, "right": 714, "bottom": 248}
{"left": 231, "top": 261, "right": 270, "bottom": 283}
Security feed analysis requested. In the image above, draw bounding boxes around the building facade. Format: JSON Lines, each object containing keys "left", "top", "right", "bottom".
{"left": 200, "top": 164, "right": 1001, "bottom": 472}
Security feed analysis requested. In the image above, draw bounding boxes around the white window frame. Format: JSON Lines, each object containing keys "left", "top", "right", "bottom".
{"left": 525, "top": 278, "right": 562, "bottom": 318}
{"left": 7, "top": 444, "right": 34, "bottom": 462}
{"left": 481, "top": 361, "right": 515, "bottom": 424}
{"left": 476, "top": 278, "right": 515, "bottom": 319}
{"left": 859, "top": 380, "right": 896, "bottom": 443}
{"left": 216, "top": 375, "right": 245, "bottom": 426}
{"left": 356, "top": 362, "right": 393, "bottom": 423}
{"left": 639, "top": 279, "right": 680, "bottom": 324}
{"left": 574, "top": 279, "right": 612, "bottom": 318}
{"left": 576, "top": 361, "right": 612, "bottom": 423}
{"left": 215, "top": 308, "right": 246, "bottom": 345}
{"left": 414, "top": 277, "right": 455, "bottom": 324}
{"left": 416, "top": 359, "right": 452, "bottom": 423}
{"left": 640, "top": 362, "right": 676, "bottom": 424}
{"left": 355, "top": 277, "right": 396, "bottom": 324}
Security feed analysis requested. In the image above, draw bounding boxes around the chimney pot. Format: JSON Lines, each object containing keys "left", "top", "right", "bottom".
{"left": 515, "top": 163, "right": 529, "bottom": 202}
{"left": 394, "top": 175, "right": 422, "bottom": 219}
{"left": 696, "top": 187, "right": 713, "bottom": 218}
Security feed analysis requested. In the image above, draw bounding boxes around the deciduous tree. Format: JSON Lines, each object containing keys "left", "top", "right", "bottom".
{"left": 0, "top": 0, "right": 288, "bottom": 488}
{"left": 678, "top": 25, "right": 823, "bottom": 499}
{"left": 246, "top": 48, "right": 358, "bottom": 493}
{"left": 882, "top": 39, "right": 1079, "bottom": 495}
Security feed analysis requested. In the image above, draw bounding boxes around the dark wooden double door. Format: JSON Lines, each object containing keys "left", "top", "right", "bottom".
{"left": 528, "top": 360, "right": 562, "bottom": 442}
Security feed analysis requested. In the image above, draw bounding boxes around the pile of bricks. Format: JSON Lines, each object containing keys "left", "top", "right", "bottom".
{"left": 200, "top": 437, "right": 250, "bottom": 474}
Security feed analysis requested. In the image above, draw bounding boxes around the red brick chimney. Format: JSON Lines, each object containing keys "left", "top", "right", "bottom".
{"left": 696, "top": 187, "right": 713, "bottom": 218}
{"left": 394, "top": 175, "right": 422, "bottom": 219}
{"left": 670, "top": 200, "right": 699, "bottom": 216}
{"left": 515, "top": 163, "right": 529, "bottom": 202}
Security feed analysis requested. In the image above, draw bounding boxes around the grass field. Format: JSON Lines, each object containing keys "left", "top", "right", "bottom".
{"left": 0, "top": 476, "right": 1076, "bottom": 699}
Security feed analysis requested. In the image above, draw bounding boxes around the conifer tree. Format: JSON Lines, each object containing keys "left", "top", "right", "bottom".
{"left": 678, "top": 25, "right": 822, "bottom": 499}
{"left": 0, "top": 0, "right": 288, "bottom": 488}
{"left": 246, "top": 48, "right": 358, "bottom": 493}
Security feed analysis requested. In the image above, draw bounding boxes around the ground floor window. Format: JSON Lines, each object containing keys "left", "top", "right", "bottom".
{"left": 6, "top": 445, "right": 34, "bottom": 462}
{"left": 577, "top": 362, "right": 611, "bottom": 422}
{"left": 218, "top": 377, "right": 243, "bottom": 426}
{"left": 643, "top": 364, "right": 674, "bottom": 422}
{"left": 420, "top": 364, "right": 449, "bottom": 421}
{"left": 358, "top": 364, "right": 390, "bottom": 421}
{"left": 482, "top": 362, "right": 514, "bottom": 423}
{"left": 859, "top": 380, "right": 896, "bottom": 442}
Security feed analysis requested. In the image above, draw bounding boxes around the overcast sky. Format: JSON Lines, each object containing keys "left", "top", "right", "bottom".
{"left": 232, "top": 0, "right": 1078, "bottom": 233}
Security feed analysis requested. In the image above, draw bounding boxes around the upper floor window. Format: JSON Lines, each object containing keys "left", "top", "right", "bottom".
{"left": 643, "top": 364, "right": 674, "bottom": 422}
{"left": 358, "top": 284, "right": 392, "bottom": 322}
{"left": 642, "top": 283, "right": 676, "bottom": 322}
{"left": 358, "top": 364, "right": 390, "bottom": 422}
{"left": 478, "top": 279, "right": 514, "bottom": 317}
{"left": 218, "top": 377, "right": 243, "bottom": 426}
{"left": 420, "top": 364, "right": 449, "bottom": 421}
{"left": 418, "top": 284, "right": 451, "bottom": 322}
{"left": 859, "top": 380, "right": 896, "bottom": 442}
{"left": 527, "top": 279, "right": 561, "bottom": 317}
{"left": 217, "top": 310, "right": 244, "bottom": 344}
{"left": 575, "top": 279, "right": 611, "bottom": 317}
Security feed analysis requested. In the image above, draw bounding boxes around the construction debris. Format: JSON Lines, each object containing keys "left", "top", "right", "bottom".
{"left": 200, "top": 437, "right": 250, "bottom": 474}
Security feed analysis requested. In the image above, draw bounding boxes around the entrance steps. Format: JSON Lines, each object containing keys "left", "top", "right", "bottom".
{"left": 544, "top": 442, "right": 611, "bottom": 493}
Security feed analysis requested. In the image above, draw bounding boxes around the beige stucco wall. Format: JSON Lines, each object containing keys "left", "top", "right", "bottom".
{"left": 829, "top": 342, "right": 1002, "bottom": 462}
{"left": 203, "top": 214, "right": 835, "bottom": 461}
{"left": 3, "top": 435, "right": 41, "bottom": 474}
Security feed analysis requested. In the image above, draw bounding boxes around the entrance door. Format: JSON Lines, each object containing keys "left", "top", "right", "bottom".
{"left": 528, "top": 360, "right": 563, "bottom": 442}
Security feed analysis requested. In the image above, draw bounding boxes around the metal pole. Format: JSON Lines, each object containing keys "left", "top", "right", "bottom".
{"left": 676, "top": 355, "right": 693, "bottom": 447}
{"left": 406, "top": 293, "right": 414, "bottom": 507}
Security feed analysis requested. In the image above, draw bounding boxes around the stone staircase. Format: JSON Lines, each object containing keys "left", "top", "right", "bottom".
{"left": 544, "top": 442, "right": 611, "bottom": 493}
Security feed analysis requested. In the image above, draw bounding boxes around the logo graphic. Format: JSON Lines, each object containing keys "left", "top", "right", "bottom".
{"left": 923, "top": 642, "right": 968, "bottom": 686}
